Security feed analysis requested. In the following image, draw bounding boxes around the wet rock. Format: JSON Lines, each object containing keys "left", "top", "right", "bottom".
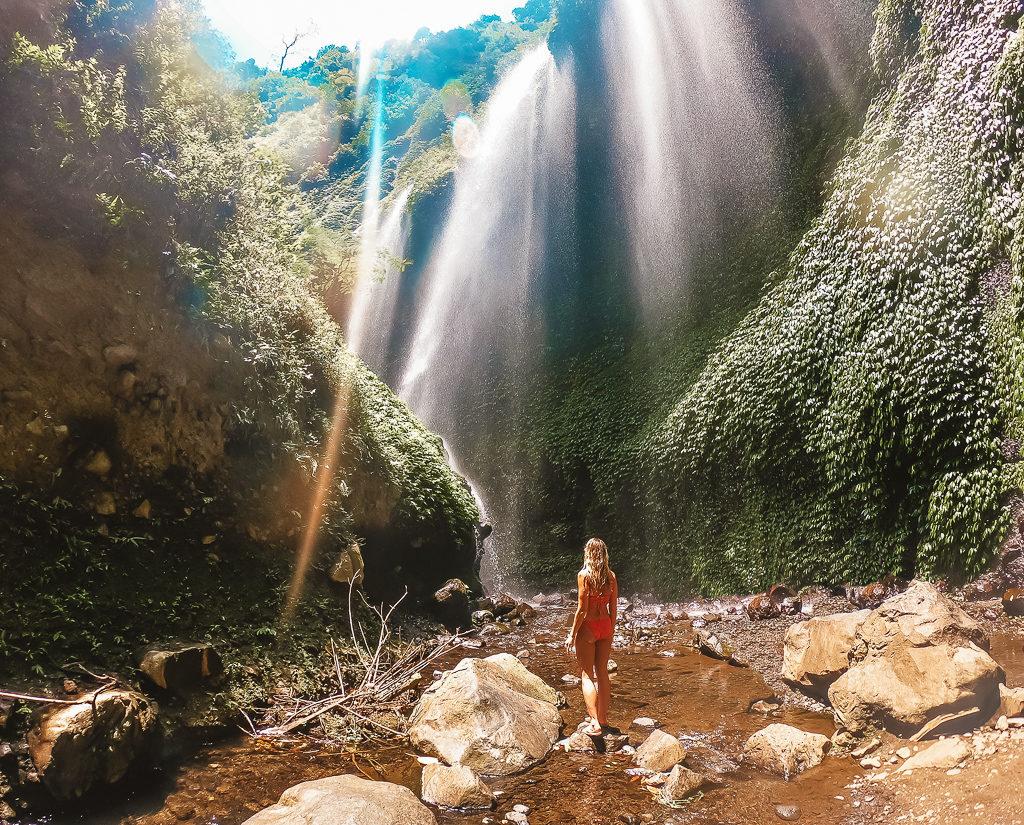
{"left": 850, "top": 575, "right": 909, "bottom": 608}
{"left": 408, "top": 654, "right": 561, "bottom": 775}
{"left": 242, "top": 775, "right": 436, "bottom": 825}
{"left": 139, "top": 643, "right": 222, "bottom": 692}
{"left": 28, "top": 688, "right": 157, "bottom": 800}
{"left": 775, "top": 804, "right": 801, "bottom": 821}
{"left": 633, "top": 729, "right": 687, "bottom": 772}
{"left": 472, "top": 610, "right": 494, "bottom": 624}
{"left": 514, "top": 602, "right": 536, "bottom": 620}
{"left": 895, "top": 738, "right": 971, "bottom": 773}
{"left": 660, "top": 765, "right": 712, "bottom": 801}
{"left": 607, "top": 659, "right": 618, "bottom": 673}
{"left": 742, "top": 724, "right": 829, "bottom": 779}
{"left": 1003, "top": 588, "right": 1024, "bottom": 616}
{"left": 997, "top": 684, "right": 1024, "bottom": 718}
{"left": 696, "top": 629, "right": 736, "bottom": 660}
{"left": 432, "top": 579, "right": 472, "bottom": 631}
{"left": 829, "top": 582, "right": 1001, "bottom": 736}
{"left": 421, "top": 763, "right": 494, "bottom": 810}
{"left": 781, "top": 610, "right": 871, "bottom": 697}
{"left": 964, "top": 574, "right": 1004, "bottom": 602}
{"left": 492, "top": 593, "right": 518, "bottom": 617}
{"left": 480, "top": 622, "right": 510, "bottom": 636}
{"left": 559, "top": 723, "right": 627, "bottom": 754}
{"left": 474, "top": 597, "right": 496, "bottom": 613}
{"left": 751, "top": 699, "right": 782, "bottom": 715}
{"left": 330, "top": 544, "right": 364, "bottom": 587}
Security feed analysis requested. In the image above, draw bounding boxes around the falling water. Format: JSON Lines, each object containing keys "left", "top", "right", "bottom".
{"left": 346, "top": 185, "right": 412, "bottom": 375}
{"left": 398, "top": 44, "right": 576, "bottom": 592}
{"left": 602, "top": 0, "right": 781, "bottom": 322}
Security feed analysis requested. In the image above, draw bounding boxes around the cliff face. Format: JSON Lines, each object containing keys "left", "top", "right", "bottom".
{"left": 648, "top": 0, "right": 1024, "bottom": 594}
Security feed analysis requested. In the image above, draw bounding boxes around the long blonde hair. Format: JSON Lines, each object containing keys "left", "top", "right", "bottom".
{"left": 580, "top": 537, "right": 611, "bottom": 594}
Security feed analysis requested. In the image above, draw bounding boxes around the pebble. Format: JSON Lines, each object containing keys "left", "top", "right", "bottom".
{"left": 633, "top": 717, "right": 658, "bottom": 727}
{"left": 775, "top": 804, "right": 801, "bottom": 821}
{"left": 561, "top": 674, "right": 581, "bottom": 685}
{"left": 514, "top": 805, "right": 529, "bottom": 814}
{"left": 860, "top": 756, "right": 882, "bottom": 769}
{"left": 897, "top": 747, "right": 911, "bottom": 759}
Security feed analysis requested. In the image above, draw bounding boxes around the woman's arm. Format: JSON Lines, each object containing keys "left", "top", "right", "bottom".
{"left": 609, "top": 572, "right": 618, "bottom": 631}
{"left": 565, "top": 572, "right": 589, "bottom": 651}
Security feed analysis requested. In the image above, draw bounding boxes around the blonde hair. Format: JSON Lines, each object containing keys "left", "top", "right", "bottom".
{"left": 580, "top": 537, "right": 611, "bottom": 594}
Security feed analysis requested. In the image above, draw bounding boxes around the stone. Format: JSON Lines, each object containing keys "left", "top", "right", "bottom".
{"left": 696, "top": 629, "right": 737, "bottom": 661}
{"left": 330, "top": 544, "right": 365, "bottom": 587}
{"left": 472, "top": 610, "right": 494, "bottom": 624}
{"left": 632, "top": 717, "right": 658, "bottom": 727}
{"left": 1003, "top": 588, "right": 1024, "bottom": 617}
{"left": 851, "top": 581, "right": 987, "bottom": 662}
{"left": 896, "top": 747, "right": 911, "bottom": 759}
{"left": 895, "top": 738, "right": 971, "bottom": 773}
{"left": 828, "top": 582, "right": 1002, "bottom": 735}
{"left": 433, "top": 578, "right": 472, "bottom": 630}
{"left": 492, "top": 593, "right": 517, "bottom": 617}
{"left": 660, "top": 765, "right": 711, "bottom": 801}
{"left": 742, "top": 724, "right": 830, "bottom": 779}
{"left": 781, "top": 610, "right": 870, "bottom": 697}
{"left": 633, "top": 728, "right": 687, "bottom": 772}
{"left": 850, "top": 575, "right": 909, "bottom": 608}
{"left": 998, "top": 684, "right": 1024, "bottom": 718}
{"left": 775, "top": 804, "right": 801, "bottom": 821}
{"left": 94, "top": 492, "right": 116, "bottom": 515}
{"left": 133, "top": 499, "right": 151, "bottom": 519}
{"left": 85, "top": 450, "right": 112, "bottom": 476}
{"left": 242, "top": 775, "right": 436, "bottom": 825}
{"left": 28, "top": 689, "right": 157, "bottom": 800}
{"left": 102, "top": 344, "right": 138, "bottom": 366}
{"left": 408, "top": 654, "right": 561, "bottom": 775}
{"left": 421, "top": 763, "right": 494, "bottom": 810}
{"left": 829, "top": 642, "right": 1003, "bottom": 736}
{"left": 139, "top": 643, "right": 222, "bottom": 692}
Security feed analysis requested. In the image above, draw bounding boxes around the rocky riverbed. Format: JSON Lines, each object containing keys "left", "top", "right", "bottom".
{"left": 6, "top": 583, "right": 1024, "bottom": 825}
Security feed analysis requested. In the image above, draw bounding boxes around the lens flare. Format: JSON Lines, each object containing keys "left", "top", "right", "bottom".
{"left": 452, "top": 114, "right": 480, "bottom": 158}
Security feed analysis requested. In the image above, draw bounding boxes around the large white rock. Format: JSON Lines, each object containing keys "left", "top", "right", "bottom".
{"left": 632, "top": 728, "right": 687, "bottom": 772}
{"left": 242, "top": 775, "right": 436, "bottom": 825}
{"left": 782, "top": 610, "right": 870, "bottom": 696}
{"left": 28, "top": 689, "right": 157, "bottom": 800}
{"left": 420, "top": 763, "right": 494, "bottom": 810}
{"left": 829, "top": 642, "right": 1004, "bottom": 735}
{"left": 827, "top": 582, "right": 1002, "bottom": 736}
{"left": 742, "top": 724, "right": 830, "bottom": 779}
{"left": 895, "top": 738, "right": 972, "bottom": 773}
{"left": 408, "top": 654, "right": 561, "bottom": 775}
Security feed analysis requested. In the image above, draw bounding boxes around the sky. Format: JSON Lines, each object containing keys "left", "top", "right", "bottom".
{"left": 201, "top": 0, "right": 524, "bottom": 69}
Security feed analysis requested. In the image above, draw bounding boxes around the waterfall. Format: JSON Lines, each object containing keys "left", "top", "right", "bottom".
{"left": 398, "top": 43, "right": 576, "bottom": 592}
{"left": 602, "top": 0, "right": 780, "bottom": 322}
{"left": 346, "top": 186, "right": 412, "bottom": 374}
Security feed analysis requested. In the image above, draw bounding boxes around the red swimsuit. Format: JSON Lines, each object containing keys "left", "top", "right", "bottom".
{"left": 584, "top": 592, "right": 613, "bottom": 640}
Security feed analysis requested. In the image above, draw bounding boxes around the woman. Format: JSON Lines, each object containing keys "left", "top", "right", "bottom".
{"left": 564, "top": 537, "right": 618, "bottom": 735}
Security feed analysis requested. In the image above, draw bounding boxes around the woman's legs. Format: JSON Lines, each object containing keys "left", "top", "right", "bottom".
{"left": 574, "top": 631, "right": 601, "bottom": 734}
{"left": 594, "top": 636, "right": 612, "bottom": 726}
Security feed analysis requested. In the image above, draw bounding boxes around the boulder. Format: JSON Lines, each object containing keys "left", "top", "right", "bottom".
{"left": 829, "top": 642, "right": 1003, "bottom": 736}
{"left": 781, "top": 610, "right": 870, "bottom": 696}
{"left": 828, "top": 582, "right": 1002, "bottom": 736}
{"left": 408, "top": 654, "right": 561, "bottom": 775}
{"left": 742, "top": 724, "right": 829, "bottom": 779}
{"left": 28, "top": 689, "right": 157, "bottom": 799}
{"left": 420, "top": 763, "right": 494, "bottom": 810}
{"left": 432, "top": 579, "right": 472, "bottom": 630}
{"left": 660, "top": 765, "right": 713, "bottom": 801}
{"left": 330, "top": 544, "right": 365, "bottom": 587}
{"left": 895, "top": 738, "right": 972, "bottom": 773}
{"left": 242, "top": 775, "right": 436, "bottom": 825}
{"left": 997, "top": 684, "right": 1024, "bottom": 719}
{"left": 558, "top": 722, "right": 628, "bottom": 754}
{"left": 851, "top": 581, "right": 987, "bottom": 662}
{"left": 491, "top": 593, "right": 517, "bottom": 617}
{"left": 139, "top": 642, "right": 222, "bottom": 692}
{"left": 633, "top": 728, "right": 687, "bottom": 772}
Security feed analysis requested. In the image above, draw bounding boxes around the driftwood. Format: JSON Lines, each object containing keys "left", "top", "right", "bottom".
{"left": 254, "top": 587, "right": 467, "bottom": 741}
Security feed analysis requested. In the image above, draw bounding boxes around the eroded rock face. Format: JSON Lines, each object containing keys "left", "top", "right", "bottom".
{"left": 781, "top": 610, "right": 870, "bottom": 696}
{"left": 742, "top": 724, "right": 829, "bottom": 779}
{"left": 139, "top": 642, "right": 222, "bottom": 692}
{"left": 408, "top": 655, "right": 561, "bottom": 775}
{"left": 28, "top": 689, "right": 157, "bottom": 800}
{"left": 242, "top": 775, "right": 437, "bottom": 825}
{"left": 828, "top": 582, "right": 1003, "bottom": 736}
{"left": 420, "top": 763, "right": 494, "bottom": 810}
{"left": 633, "top": 729, "right": 687, "bottom": 772}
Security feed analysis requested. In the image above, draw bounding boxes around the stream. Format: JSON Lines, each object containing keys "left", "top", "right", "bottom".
{"left": 29, "top": 602, "right": 1024, "bottom": 825}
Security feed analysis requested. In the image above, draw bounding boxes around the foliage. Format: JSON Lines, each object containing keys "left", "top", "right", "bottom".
{"left": 643, "top": 0, "right": 1023, "bottom": 595}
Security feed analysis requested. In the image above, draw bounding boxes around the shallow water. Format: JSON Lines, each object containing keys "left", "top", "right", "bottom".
{"left": 32, "top": 603, "right": 870, "bottom": 825}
